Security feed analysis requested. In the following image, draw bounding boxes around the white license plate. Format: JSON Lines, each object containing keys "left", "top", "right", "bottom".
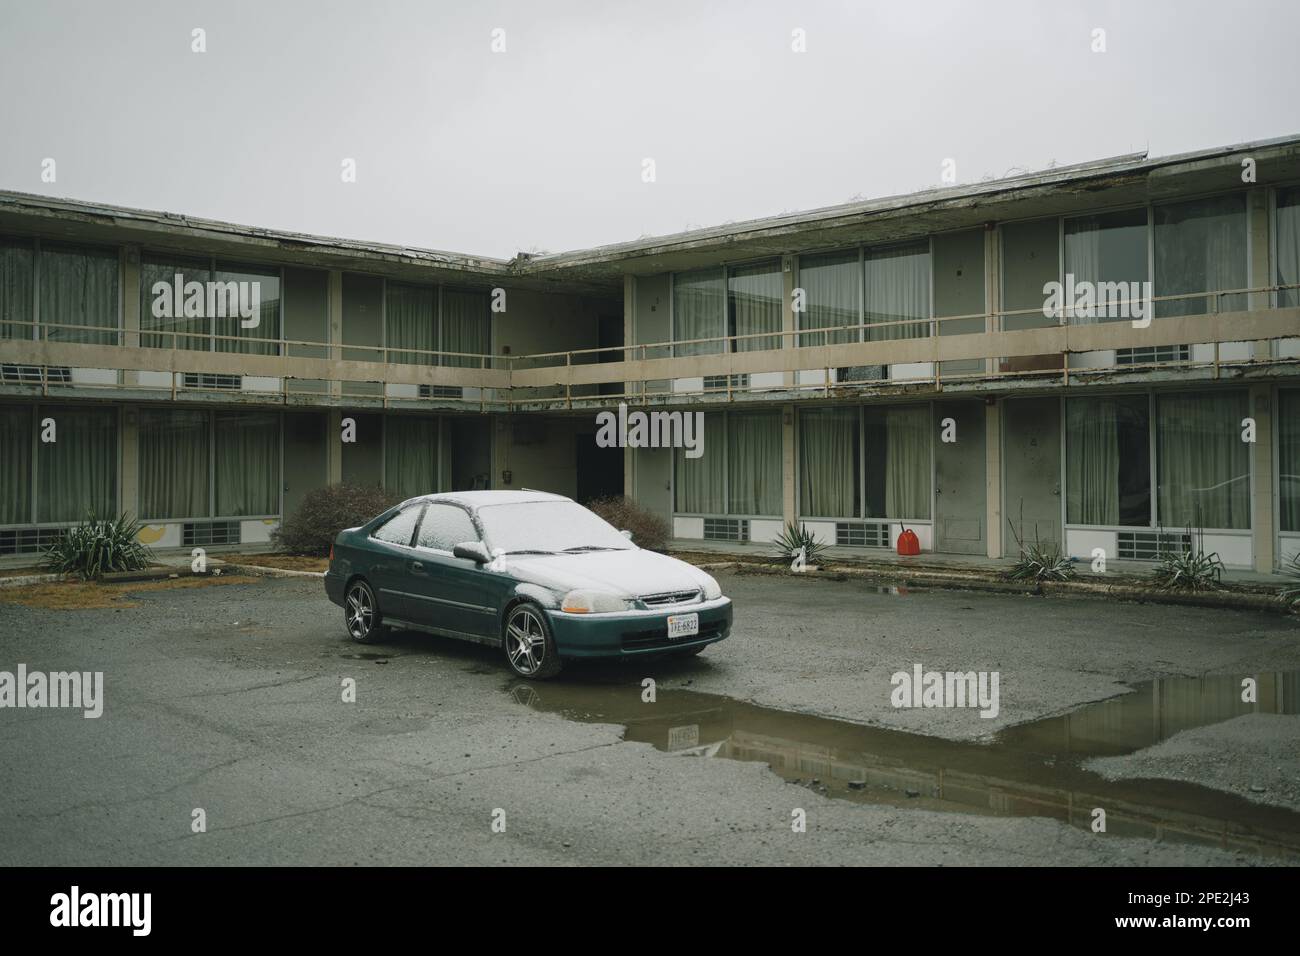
{"left": 667, "top": 613, "right": 699, "bottom": 640}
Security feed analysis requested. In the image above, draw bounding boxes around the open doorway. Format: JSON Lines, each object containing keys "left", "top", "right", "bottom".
{"left": 575, "top": 431, "right": 624, "bottom": 503}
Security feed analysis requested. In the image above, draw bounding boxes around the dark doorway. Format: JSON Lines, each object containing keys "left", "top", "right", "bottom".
{"left": 597, "top": 315, "right": 623, "bottom": 397}
{"left": 575, "top": 432, "right": 624, "bottom": 503}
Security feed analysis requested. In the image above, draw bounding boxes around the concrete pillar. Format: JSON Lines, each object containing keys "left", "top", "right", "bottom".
{"left": 782, "top": 403, "right": 796, "bottom": 526}
{"left": 1248, "top": 190, "right": 1271, "bottom": 361}
{"left": 624, "top": 445, "right": 635, "bottom": 498}
{"left": 120, "top": 405, "right": 139, "bottom": 517}
{"left": 983, "top": 225, "right": 1000, "bottom": 376}
{"left": 623, "top": 274, "right": 637, "bottom": 400}
{"left": 985, "top": 399, "right": 1002, "bottom": 559}
{"left": 782, "top": 255, "right": 797, "bottom": 387}
{"left": 328, "top": 270, "right": 343, "bottom": 399}
{"left": 326, "top": 409, "right": 342, "bottom": 485}
{"left": 121, "top": 246, "right": 141, "bottom": 386}
{"left": 1251, "top": 384, "right": 1275, "bottom": 572}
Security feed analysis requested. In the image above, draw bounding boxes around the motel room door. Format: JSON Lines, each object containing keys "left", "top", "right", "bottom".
{"left": 933, "top": 401, "right": 986, "bottom": 555}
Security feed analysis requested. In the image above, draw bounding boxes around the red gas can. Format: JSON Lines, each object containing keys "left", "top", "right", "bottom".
{"left": 896, "top": 527, "right": 920, "bottom": 556}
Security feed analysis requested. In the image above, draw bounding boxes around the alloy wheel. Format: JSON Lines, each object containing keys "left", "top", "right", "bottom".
{"left": 506, "top": 606, "right": 547, "bottom": 676}
{"left": 346, "top": 583, "right": 375, "bottom": 640}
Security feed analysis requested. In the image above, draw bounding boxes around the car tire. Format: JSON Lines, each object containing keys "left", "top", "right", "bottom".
{"left": 503, "top": 603, "right": 562, "bottom": 680}
{"left": 344, "top": 579, "right": 389, "bottom": 644}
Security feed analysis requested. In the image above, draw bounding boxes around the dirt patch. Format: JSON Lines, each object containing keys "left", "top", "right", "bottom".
{"left": 225, "top": 553, "right": 328, "bottom": 573}
{"left": 0, "top": 566, "right": 43, "bottom": 578}
{"left": 0, "top": 574, "right": 261, "bottom": 610}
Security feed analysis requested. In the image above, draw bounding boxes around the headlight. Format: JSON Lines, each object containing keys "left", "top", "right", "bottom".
{"left": 560, "top": 589, "right": 633, "bottom": 614}
{"left": 700, "top": 574, "right": 722, "bottom": 600}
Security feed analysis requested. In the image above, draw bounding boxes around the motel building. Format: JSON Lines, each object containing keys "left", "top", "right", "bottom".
{"left": 1, "top": 134, "right": 1299, "bottom": 575}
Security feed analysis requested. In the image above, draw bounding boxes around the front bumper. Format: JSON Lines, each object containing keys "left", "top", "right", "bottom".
{"left": 546, "top": 597, "right": 732, "bottom": 658}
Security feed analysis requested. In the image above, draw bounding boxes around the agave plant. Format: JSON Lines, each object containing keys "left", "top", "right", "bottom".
{"left": 1151, "top": 547, "right": 1224, "bottom": 591}
{"left": 1280, "top": 552, "right": 1300, "bottom": 609}
{"left": 1005, "top": 509, "right": 1074, "bottom": 582}
{"left": 772, "top": 521, "right": 827, "bottom": 569}
{"left": 43, "top": 512, "right": 154, "bottom": 580}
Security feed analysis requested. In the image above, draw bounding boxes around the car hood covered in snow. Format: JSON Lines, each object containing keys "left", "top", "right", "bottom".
{"left": 504, "top": 548, "right": 716, "bottom": 599}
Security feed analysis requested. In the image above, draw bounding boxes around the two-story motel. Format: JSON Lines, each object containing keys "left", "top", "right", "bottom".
{"left": 2, "top": 135, "right": 1299, "bottom": 573}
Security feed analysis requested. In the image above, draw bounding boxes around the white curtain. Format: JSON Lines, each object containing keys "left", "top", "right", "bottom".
{"left": 799, "top": 407, "right": 857, "bottom": 517}
{"left": 40, "top": 245, "right": 118, "bottom": 345}
{"left": 865, "top": 243, "right": 930, "bottom": 341}
{"left": 1280, "top": 389, "right": 1300, "bottom": 532}
{"left": 214, "top": 264, "right": 280, "bottom": 355}
{"left": 674, "top": 268, "right": 725, "bottom": 356}
{"left": 1280, "top": 189, "right": 1300, "bottom": 309}
{"left": 385, "top": 416, "right": 440, "bottom": 499}
{"left": 1154, "top": 195, "right": 1246, "bottom": 317}
{"left": 140, "top": 256, "right": 210, "bottom": 350}
{"left": 139, "top": 409, "right": 209, "bottom": 519}
{"left": 1066, "top": 398, "right": 1119, "bottom": 525}
{"left": 38, "top": 407, "right": 116, "bottom": 522}
{"left": 215, "top": 412, "right": 279, "bottom": 516}
{"left": 883, "top": 405, "right": 929, "bottom": 519}
{"left": 675, "top": 415, "right": 725, "bottom": 513}
{"left": 386, "top": 283, "right": 437, "bottom": 365}
{"left": 798, "top": 252, "right": 859, "bottom": 346}
{"left": 0, "top": 239, "right": 33, "bottom": 340}
{"left": 1064, "top": 217, "right": 1102, "bottom": 325}
{"left": 727, "top": 411, "right": 782, "bottom": 516}
{"left": 0, "top": 406, "right": 31, "bottom": 524}
{"left": 1157, "top": 392, "right": 1250, "bottom": 530}
{"left": 442, "top": 290, "right": 489, "bottom": 368}
{"left": 729, "top": 261, "right": 782, "bottom": 352}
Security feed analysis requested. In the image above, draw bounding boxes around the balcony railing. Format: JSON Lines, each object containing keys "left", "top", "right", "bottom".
{"left": 2, "top": 282, "right": 1298, "bottom": 410}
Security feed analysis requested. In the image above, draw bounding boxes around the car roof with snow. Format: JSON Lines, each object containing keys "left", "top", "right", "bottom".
{"left": 399, "top": 489, "right": 572, "bottom": 511}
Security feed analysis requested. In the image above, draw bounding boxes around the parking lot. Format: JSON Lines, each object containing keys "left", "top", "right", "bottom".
{"left": 2, "top": 570, "right": 1298, "bottom": 865}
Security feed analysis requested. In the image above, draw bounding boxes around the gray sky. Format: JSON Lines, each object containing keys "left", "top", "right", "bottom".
{"left": 1, "top": 0, "right": 1297, "bottom": 259}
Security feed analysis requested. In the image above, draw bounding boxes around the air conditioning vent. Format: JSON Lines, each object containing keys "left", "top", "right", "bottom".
{"left": 2, "top": 365, "right": 71, "bottom": 384}
{"left": 1117, "top": 531, "right": 1192, "bottom": 561}
{"left": 703, "top": 518, "right": 748, "bottom": 542}
{"left": 836, "top": 522, "right": 889, "bottom": 547}
{"left": 1116, "top": 345, "right": 1190, "bottom": 366}
{"left": 419, "top": 385, "right": 464, "bottom": 399}
{"left": 0, "top": 527, "right": 65, "bottom": 556}
{"left": 182, "top": 373, "right": 241, "bottom": 390}
{"left": 703, "top": 374, "right": 749, "bottom": 391}
{"left": 183, "top": 521, "right": 241, "bottom": 546}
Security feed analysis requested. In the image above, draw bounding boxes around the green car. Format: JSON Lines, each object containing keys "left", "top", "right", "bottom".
{"left": 324, "top": 490, "right": 733, "bottom": 679}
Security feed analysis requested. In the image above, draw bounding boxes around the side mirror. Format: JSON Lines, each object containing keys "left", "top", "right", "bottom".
{"left": 453, "top": 541, "right": 491, "bottom": 564}
{"left": 620, "top": 529, "right": 633, "bottom": 540}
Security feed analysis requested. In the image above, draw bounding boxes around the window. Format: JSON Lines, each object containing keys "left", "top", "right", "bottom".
{"left": 40, "top": 244, "right": 119, "bottom": 344}
{"left": 864, "top": 242, "right": 930, "bottom": 341}
{"left": 141, "top": 254, "right": 282, "bottom": 353}
{"left": 35, "top": 406, "right": 117, "bottom": 523}
{"left": 1280, "top": 389, "right": 1300, "bottom": 532}
{"left": 1063, "top": 208, "right": 1148, "bottom": 324}
{"left": 386, "top": 282, "right": 437, "bottom": 365}
{"left": 384, "top": 416, "right": 444, "bottom": 500}
{"left": 373, "top": 505, "right": 422, "bottom": 546}
{"left": 798, "top": 251, "right": 859, "bottom": 346}
{"left": 674, "top": 412, "right": 779, "bottom": 516}
{"left": 139, "top": 409, "right": 280, "bottom": 520}
{"left": 0, "top": 238, "right": 33, "bottom": 340}
{"left": 1277, "top": 187, "right": 1300, "bottom": 309}
{"left": 141, "top": 254, "right": 210, "bottom": 350}
{"left": 1156, "top": 391, "right": 1250, "bottom": 529}
{"left": 0, "top": 405, "right": 33, "bottom": 524}
{"left": 1154, "top": 194, "right": 1247, "bottom": 317}
{"left": 213, "top": 262, "right": 281, "bottom": 355}
{"left": 1065, "top": 395, "right": 1150, "bottom": 526}
{"left": 674, "top": 261, "right": 781, "bottom": 357}
{"left": 799, "top": 406, "right": 859, "bottom": 518}
{"left": 442, "top": 290, "right": 490, "bottom": 368}
{"left": 417, "top": 503, "right": 478, "bottom": 551}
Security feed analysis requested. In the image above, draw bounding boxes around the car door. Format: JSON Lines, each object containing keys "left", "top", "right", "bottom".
{"left": 367, "top": 503, "right": 425, "bottom": 620}
{"left": 406, "top": 503, "right": 497, "bottom": 637}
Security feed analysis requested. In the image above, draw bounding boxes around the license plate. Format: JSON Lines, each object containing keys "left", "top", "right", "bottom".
{"left": 667, "top": 613, "right": 699, "bottom": 640}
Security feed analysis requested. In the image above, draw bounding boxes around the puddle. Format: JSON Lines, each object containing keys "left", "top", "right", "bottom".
{"left": 511, "top": 671, "right": 1300, "bottom": 857}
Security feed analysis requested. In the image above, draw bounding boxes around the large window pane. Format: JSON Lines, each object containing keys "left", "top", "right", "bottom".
{"left": 40, "top": 244, "right": 119, "bottom": 344}
{"left": 1157, "top": 391, "right": 1250, "bottom": 530}
{"left": 37, "top": 406, "right": 116, "bottom": 522}
{"left": 213, "top": 262, "right": 280, "bottom": 355}
{"left": 674, "top": 415, "right": 725, "bottom": 513}
{"left": 1277, "top": 188, "right": 1300, "bottom": 309}
{"left": 799, "top": 406, "right": 859, "bottom": 518}
{"left": 0, "top": 238, "right": 34, "bottom": 340}
{"left": 385, "top": 416, "right": 440, "bottom": 499}
{"left": 215, "top": 412, "right": 279, "bottom": 516}
{"left": 141, "top": 255, "right": 211, "bottom": 350}
{"left": 728, "top": 261, "right": 782, "bottom": 352}
{"left": 673, "top": 268, "right": 725, "bottom": 356}
{"left": 1155, "top": 194, "right": 1247, "bottom": 317}
{"left": 442, "top": 289, "right": 490, "bottom": 368}
{"left": 139, "top": 409, "right": 209, "bottom": 520}
{"left": 386, "top": 282, "right": 437, "bottom": 365}
{"left": 1280, "top": 389, "right": 1300, "bottom": 532}
{"left": 798, "top": 251, "right": 858, "bottom": 346}
{"left": 0, "top": 406, "right": 32, "bottom": 524}
{"left": 1066, "top": 395, "right": 1149, "bottom": 526}
{"left": 863, "top": 404, "right": 929, "bottom": 519}
{"left": 864, "top": 242, "right": 930, "bottom": 341}
{"left": 1064, "top": 208, "right": 1148, "bottom": 324}
{"left": 726, "top": 411, "right": 781, "bottom": 516}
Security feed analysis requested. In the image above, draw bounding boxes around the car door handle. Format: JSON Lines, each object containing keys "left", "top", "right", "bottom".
{"left": 409, "top": 560, "right": 424, "bottom": 573}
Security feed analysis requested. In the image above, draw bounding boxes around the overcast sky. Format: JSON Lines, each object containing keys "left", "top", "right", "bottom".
{"left": 1, "top": 0, "right": 1297, "bottom": 259}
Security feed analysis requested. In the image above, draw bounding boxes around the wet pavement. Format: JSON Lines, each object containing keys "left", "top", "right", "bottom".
{"left": 510, "top": 668, "right": 1300, "bottom": 857}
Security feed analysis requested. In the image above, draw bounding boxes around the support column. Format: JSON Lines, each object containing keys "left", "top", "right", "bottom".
{"left": 1248, "top": 190, "right": 1271, "bottom": 360}
{"left": 1251, "top": 384, "right": 1275, "bottom": 572}
{"left": 983, "top": 225, "right": 1000, "bottom": 376}
{"left": 121, "top": 246, "right": 141, "bottom": 386}
{"left": 985, "top": 399, "right": 1002, "bottom": 559}
{"left": 120, "top": 406, "right": 139, "bottom": 518}
{"left": 782, "top": 255, "right": 797, "bottom": 387}
{"left": 623, "top": 274, "right": 637, "bottom": 401}
{"left": 782, "top": 403, "right": 796, "bottom": 527}
{"left": 326, "top": 409, "right": 342, "bottom": 485}
{"left": 328, "top": 269, "right": 343, "bottom": 399}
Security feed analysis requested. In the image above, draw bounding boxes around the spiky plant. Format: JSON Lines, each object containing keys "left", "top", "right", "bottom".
{"left": 773, "top": 521, "right": 827, "bottom": 569}
{"left": 1279, "top": 552, "right": 1300, "bottom": 609}
{"left": 1005, "top": 506, "right": 1075, "bottom": 582}
{"left": 43, "top": 512, "right": 154, "bottom": 579}
{"left": 1151, "top": 547, "right": 1224, "bottom": 591}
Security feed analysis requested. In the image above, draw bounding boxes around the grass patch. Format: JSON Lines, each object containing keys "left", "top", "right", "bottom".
{"left": 225, "top": 554, "right": 328, "bottom": 573}
{"left": 1, "top": 574, "right": 260, "bottom": 610}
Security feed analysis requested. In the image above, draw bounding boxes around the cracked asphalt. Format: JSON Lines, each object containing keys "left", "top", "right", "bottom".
{"left": 2, "top": 572, "right": 1298, "bottom": 866}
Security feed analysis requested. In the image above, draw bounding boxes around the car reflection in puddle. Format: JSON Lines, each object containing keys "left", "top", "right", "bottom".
{"left": 508, "top": 670, "right": 1300, "bottom": 858}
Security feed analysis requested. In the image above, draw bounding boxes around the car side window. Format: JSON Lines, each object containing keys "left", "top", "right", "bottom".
{"left": 417, "top": 504, "right": 478, "bottom": 552}
{"left": 372, "top": 505, "right": 423, "bottom": 546}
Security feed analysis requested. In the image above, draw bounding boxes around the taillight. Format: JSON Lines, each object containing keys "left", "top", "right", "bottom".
{"left": 329, "top": 542, "right": 334, "bottom": 562}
